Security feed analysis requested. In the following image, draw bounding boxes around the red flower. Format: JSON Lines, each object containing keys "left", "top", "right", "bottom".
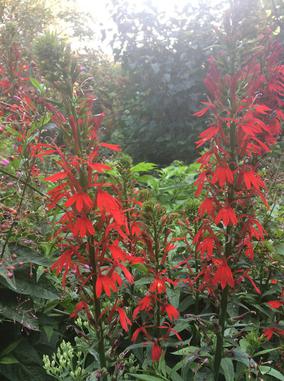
{"left": 65, "top": 192, "right": 93, "bottom": 212}
{"left": 197, "top": 237, "right": 215, "bottom": 258}
{"left": 165, "top": 304, "right": 179, "bottom": 321}
{"left": 70, "top": 301, "right": 91, "bottom": 319}
{"left": 97, "top": 190, "right": 125, "bottom": 226}
{"left": 198, "top": 198, "right": 215, "bottom": 217}
{"left": 267, "top": 300, "right": 283, "bottom": 309}
{"left": 264, "top": 327, "right": 284, "bottom": 340}
{"left": 133, "top": 296, "right": 152, "bottom": 319}
{"left": 50, "top": 249, "right": 76, "bottom": 287}
{"left": 149, "top": 278, "right": 166, "bottom": 294}
{"left": 215, "top": 207, "right": 238, "bottom": 226}
{"left": 96, "top": 272, "right": 122, "bottom": 297}
{"left": 72, "top": 216, "right": 95, "bottom": 237}
{"left": 151, "top": 342, "right": 162, "bottom": 362}
{"left": 212, "top": 260, "right": 235, "bottom": 289}
{"left": 243, "top": 171, "right": 265, "bottom": 191}
{"left": 211, "top": 166, "right": 234, "bottom": 187}
{"left": 44, "top": 171, "right": 67, "bottom": 182}
{"left": 196, "top": 125, "right": 220, "bottom": 148}
{"left": 88, "top": 162, "right": 111, "bottom": 172}
{"left": 117, "top": 308, "right": 132, "bottom": 332}
{"left": 100, "top": 142, "right": 121, "bottom": 151}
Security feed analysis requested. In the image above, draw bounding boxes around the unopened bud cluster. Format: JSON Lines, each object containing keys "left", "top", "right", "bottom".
{"left": 43, "top": 340, "right": 86, "bottom": 381}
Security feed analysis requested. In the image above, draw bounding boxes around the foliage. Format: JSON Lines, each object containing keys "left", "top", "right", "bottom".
{"left": 0, "top": 2, "right": 283, "bottom": 381}
{"left": 109, "top": 0, "right": 283, "bottom": 165}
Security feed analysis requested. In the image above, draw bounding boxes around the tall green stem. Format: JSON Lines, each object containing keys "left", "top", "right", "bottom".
{"left": 214, "top": 285, "right": 229, "bottom": 380}
{"left": 88, "top": 239, "right": 107, "bottom": 379}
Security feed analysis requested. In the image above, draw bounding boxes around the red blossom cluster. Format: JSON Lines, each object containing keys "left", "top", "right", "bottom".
{"left": 193, "top": 37, "right": 284, "bottom": 340}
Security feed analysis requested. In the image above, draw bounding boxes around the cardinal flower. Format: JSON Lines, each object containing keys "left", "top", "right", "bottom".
{"left": 212, "top": 260, "right": 235, "bottom": 289}
{"left": 117, "top": 307, "right": 132, "bottom": 332}
{"left": 165, "top": 304, "right": 179, "bottom": 321}
{"left": 72, "top": 216, "right": 95, "bottom": 237}
{"left": 215, "top": 207, "right": 238, "bottom": 227}
{"left": 65, "top": 192, "right": 93, "bottom": 212}
{"left": 151, "top": 341, "right": 162, "bottom": 361}
{"left": 211, "top": 166, "right": 234, "bottom": 187}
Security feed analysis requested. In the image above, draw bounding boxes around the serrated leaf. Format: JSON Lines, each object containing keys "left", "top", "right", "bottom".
{"left": 131, "top": 162, "right": 157, "bottom": 173}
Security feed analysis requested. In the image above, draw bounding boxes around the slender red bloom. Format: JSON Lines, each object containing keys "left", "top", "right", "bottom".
{"left": 151, "top": 342, "right": 162, "bottom": 362}
{"left": 117, "top": 308, "right": 132, "bottom": 332}
{"left": 212, "top": 260, "right": 235, "bottom": 289}
{"left": 65, "top": 192, "right": 93, "bottom": 212}
{"left": 215, "top": 207, "right": 238, "bottom": 227}
{"left": 165, "top": 304, "right": 179, "bottom": 321}
{"left": 72, "top": 216, "right": 95, "bottom": 237}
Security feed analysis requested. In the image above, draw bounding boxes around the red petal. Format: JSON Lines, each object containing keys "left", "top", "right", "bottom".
{"left": 100, "top": 143, "right": 121, "bottom": 151}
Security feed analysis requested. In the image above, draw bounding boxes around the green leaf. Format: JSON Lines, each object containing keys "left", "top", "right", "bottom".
{"left": 0, "top": 355, "right": 19, "bottom": 365}
{"left": 232, "top": 349, "right": 250, "bottom": 367}
{"left": 0, "top": 266, "right": 16, "bottom": 291}
{"left": 134, "top": 277, "right": 152, "bottom": 286}
{"left": 221, "top": 358, "right": 234, "bottom": 381}
{"left": 11, "top": 275, "right": 58, "bottom": 300}
{"left": 172, "top": 346, "right": 199, "bottom": 356}
{"left": 0, "top": 300, "right": 39, "bottom": 331}
{"left": 131, "top": 162, "right": 157, "bottom": 173}
{"left": 0, "top": 340, "right": 22, "bottom": 357}
{"left": 166, "top": 287, "right": 180, "bottom": 308}
{"left": 259, "top": 366, "right": 284, "bottom": 380}
{"left": 6, "top": 244, "right": 51, "bottom": 267}
{"left": 30, "top": 77, "right": 46, "bottom": 94}
{"left": 129, "top": 374, "right": 168, "bottom": 381}
{"left": 254, "top": 347, "right": 281, "bottom": 358}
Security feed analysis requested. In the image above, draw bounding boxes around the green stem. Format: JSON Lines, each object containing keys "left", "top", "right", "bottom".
{"left": 214, "top": 286, "right": 229, "bottom": 381}
{"left": 88, "top": 240, "right": 107, "bottom": 379}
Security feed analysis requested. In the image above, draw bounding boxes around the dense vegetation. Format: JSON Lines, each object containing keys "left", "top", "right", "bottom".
{"left": 0, "top": 1, "right": 283, "bottom": 381}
